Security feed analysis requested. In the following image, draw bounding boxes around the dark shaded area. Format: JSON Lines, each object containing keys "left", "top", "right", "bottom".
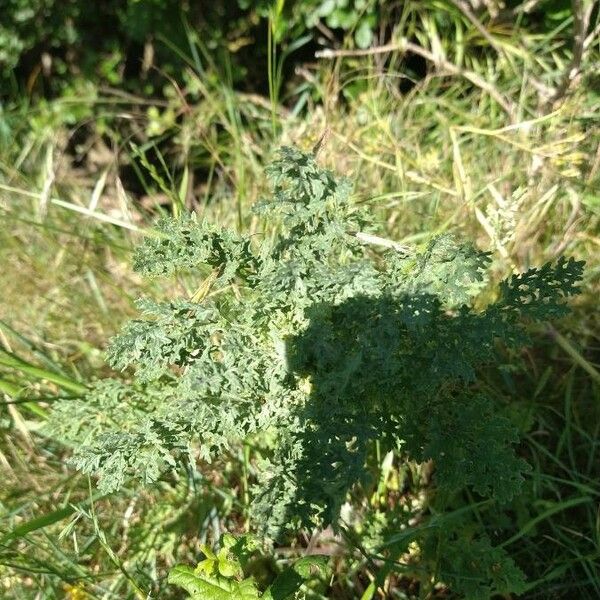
{"left": 2, "top": 0, "right": 574, "bottom": 103}
{"left": 269, "top": 292, "right": 527, "bottom": 532}
{"left": 2, "top": 1, "right": 247, "bottom": 99}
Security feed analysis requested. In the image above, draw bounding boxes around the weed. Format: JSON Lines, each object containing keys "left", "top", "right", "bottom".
{"left": 46, "top": 147, "right": 584, "bottom": 597}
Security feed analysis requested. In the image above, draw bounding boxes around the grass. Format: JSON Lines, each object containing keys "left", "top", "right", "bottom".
{"left": 1, "top": 2, "right": 599, "bottom": 597}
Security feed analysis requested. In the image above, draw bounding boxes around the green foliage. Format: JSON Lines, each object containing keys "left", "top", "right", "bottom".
{"left": 133, "top": 219, "right": 257, "bottom": 282}
{"left": 1, "top": 0, "right": 380, "bottom": 98}
{"left": 0, "top": 0, "right": 78, "bottom": 72}
{"left": 265, "top": 0, "right": 378, "bottom": 48}
{"left": 309, "top": 0, "right": 377, "bottom": 48}
{"left": 370, "top": 503, "right": 530, "bottom": 599}
{"left": 168, "top": 533, "right": 327, "bottom": 599}
{"left": 420, "top": 530, "right": 528, "bottom": 600}
{"left": 1, "top": 0, "right": 582, "bottom": 116}
{"left": 47, "top": 147, "right": 584, "bottom": 596}
{"left": 0, "top": 0, "right": 212, "bottom": 95}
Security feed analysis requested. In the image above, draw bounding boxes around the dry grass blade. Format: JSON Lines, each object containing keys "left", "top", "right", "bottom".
{"left": 0, "top": 182, "right": 141, "bottom": 231}
{"left": 316, "top": 38, "right": 517, "bottom": 119}
{"left": 544, "top": 0, "right": 596, "bottom": 110}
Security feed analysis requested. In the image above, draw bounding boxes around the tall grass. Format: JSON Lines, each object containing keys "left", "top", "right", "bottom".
{"left": 1, "top": 1, "right": 599, "bottom": 597}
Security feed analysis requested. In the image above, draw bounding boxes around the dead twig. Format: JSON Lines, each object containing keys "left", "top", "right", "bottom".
{"left": 449, "top": 0, "right": 503, "bottom": 55}
{"left": 543, "top": 0, "right": 595, "bottom": 111}
{"left": 315, "top": 38, "right": 517, "bottom": 120}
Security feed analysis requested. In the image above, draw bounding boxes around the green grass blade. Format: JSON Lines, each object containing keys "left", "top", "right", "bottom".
{"left": 0, "top": 349, "right": 87, "bottom": 394}
{"left": 1, "top": 493, "right": 104, "bottom": 545}
{"left": 500, "top": 496, "right": 592, "bottom": 548}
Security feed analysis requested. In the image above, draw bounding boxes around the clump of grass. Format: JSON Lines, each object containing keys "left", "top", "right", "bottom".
{"left": 1, "top": 2, "right": 599, "bottom": 597}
